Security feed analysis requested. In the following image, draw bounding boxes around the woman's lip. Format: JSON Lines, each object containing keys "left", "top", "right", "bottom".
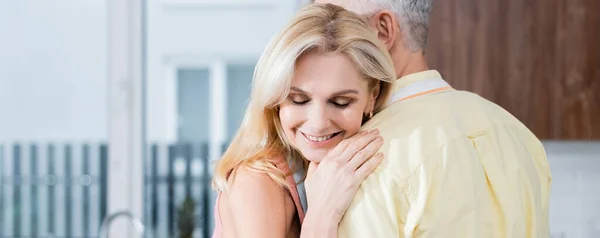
{"left": 300, "top": 131, "right": 343, "bottom": 147}
{"left": 302, "top": 132, "right": 338, "bottom": 138}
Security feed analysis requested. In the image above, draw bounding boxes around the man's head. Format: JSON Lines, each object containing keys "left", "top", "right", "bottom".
{"left": 314, "top": 0, "right": 435, "bottom": 77}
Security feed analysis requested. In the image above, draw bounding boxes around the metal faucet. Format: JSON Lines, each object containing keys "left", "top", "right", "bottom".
{"left": 99, "top": 210, "right": 145, "bottom": 238}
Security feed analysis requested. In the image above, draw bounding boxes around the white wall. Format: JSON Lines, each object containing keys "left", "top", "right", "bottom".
{"left": 545, "top": 141, "right": 600, "bottom": 238}
{"left": 0, "top": 0, "right": 108, "bottom": 142}
{"left": 0, "top": 0, "right": 299, "bottom": 142}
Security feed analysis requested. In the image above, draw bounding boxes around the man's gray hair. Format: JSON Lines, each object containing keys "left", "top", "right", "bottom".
{"left": 360, "top": 0, "right": 434, "bottom": 51}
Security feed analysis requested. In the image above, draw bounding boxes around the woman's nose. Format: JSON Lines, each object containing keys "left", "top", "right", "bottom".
{"left": 306, "top": 103, "right": 332, "bottom": 132}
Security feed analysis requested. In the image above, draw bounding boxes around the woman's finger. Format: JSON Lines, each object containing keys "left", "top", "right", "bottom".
{"left": 325, "top": 130, "right": 368, "bottom": 160}
{"left": 354, "top": 152, "right": 384, "bottom": 182}
{"left": 346, "top": 135, "right": 383, "bottom": 170}
{"left": 336, "top": 129, "right": 379, "bottom": 162}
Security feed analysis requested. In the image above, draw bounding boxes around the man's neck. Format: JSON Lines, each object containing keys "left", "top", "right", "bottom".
{"left": 393, "top": 51, "right": 429, "bottom": 80}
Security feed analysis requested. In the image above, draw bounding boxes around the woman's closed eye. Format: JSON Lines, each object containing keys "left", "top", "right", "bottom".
{"left": 292, "top": 99, "right": 310, "bottom": 105}
{"left": 289, "top": 94, "right": 310, "bottom": 105}
{"left": 330, "top": 97, "right": 354, "bottom": 108}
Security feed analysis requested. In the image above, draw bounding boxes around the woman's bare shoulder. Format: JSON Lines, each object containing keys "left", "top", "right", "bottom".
{"left": 222, "top": 166, "right": 290, "bottom": 237}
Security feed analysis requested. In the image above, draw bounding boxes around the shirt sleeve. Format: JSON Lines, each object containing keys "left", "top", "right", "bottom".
{"left": 338, "top": 137, "right": 485, "bottom": 237}
{"left": 336, "top": 136, "right": 414, "bottom": 238}
{"left": 401, "top": 137, "right": 484, "bottom": 237}
{"left": 336, "top": 167, "right": 409, "bottom": 237}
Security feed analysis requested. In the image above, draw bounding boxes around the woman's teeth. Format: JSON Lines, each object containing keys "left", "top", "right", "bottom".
{"left": 306, "top": 133, "right": 334, "bottom": 142}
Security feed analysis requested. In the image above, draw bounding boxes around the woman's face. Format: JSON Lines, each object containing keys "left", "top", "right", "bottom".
{"left": 279, "top": 51, "right": 377, "bottom": 162}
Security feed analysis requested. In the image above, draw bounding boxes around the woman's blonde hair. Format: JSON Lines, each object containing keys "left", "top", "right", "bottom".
{"left": 212, "top": 3, "right": 396, "bottom": 191}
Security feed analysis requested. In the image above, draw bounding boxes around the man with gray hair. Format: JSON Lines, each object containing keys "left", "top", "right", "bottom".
{"left": 313, "top": 1, "right": 552, "bottom": 237}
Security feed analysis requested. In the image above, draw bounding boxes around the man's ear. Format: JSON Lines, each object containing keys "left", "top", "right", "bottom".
{"left": 368, "top": 10, "right": 400, "bottom": 51}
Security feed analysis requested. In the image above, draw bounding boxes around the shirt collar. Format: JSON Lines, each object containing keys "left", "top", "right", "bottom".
{"left": 383, "top": 70, "right": 452, "bottom": 108}
{"left": 392, "top": 70, "right": 444, "bottom": 93}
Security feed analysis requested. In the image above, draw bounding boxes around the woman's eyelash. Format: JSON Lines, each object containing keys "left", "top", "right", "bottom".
{"left": 331, "top": 101, "right": 351, "bottom": 108}
{"left": 289, "top": 97, "right": 353, "bottom": 108}
{"left": 292, "top": 99, "right": 310, "bottom": 105}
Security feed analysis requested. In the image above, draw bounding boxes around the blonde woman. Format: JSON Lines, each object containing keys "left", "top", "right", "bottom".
{"left": 212, "top": 4, "right": 396, "bottom": 237}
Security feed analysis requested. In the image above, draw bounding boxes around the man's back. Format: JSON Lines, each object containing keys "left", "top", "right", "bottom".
{"left": 338, "top": 71, "right": 552, "bottom": 237}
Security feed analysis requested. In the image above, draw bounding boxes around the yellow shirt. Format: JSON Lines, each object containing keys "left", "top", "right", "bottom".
{"left": 338, "top": 70, "right": 552, "bottom": 237}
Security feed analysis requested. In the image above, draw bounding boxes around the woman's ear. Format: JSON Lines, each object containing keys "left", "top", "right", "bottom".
{"left": 366, "top": 82, "right": 381, "bottom": 113}
{"left": 371, "top": 82, "right": 381, "bottom": 105}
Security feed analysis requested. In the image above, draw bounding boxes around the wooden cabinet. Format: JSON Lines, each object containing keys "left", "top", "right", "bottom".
{"left": 426, "top": 0, "right": 600, "bottom": 139}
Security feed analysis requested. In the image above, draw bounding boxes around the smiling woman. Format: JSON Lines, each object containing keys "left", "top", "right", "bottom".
{"left": 212, "top": 3, "right": 395, "bottom": 192}
{"left": 211, "top": 3, "right": 396, "bottom": 238}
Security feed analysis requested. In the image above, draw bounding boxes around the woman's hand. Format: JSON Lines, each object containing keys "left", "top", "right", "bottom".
{"left": 301, "top": 129, "right": 384, "bottom": 237}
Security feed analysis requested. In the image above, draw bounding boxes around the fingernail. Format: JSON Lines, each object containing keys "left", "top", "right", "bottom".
{"left": 371, "top": 129, "right": 380, "bottom": 135}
